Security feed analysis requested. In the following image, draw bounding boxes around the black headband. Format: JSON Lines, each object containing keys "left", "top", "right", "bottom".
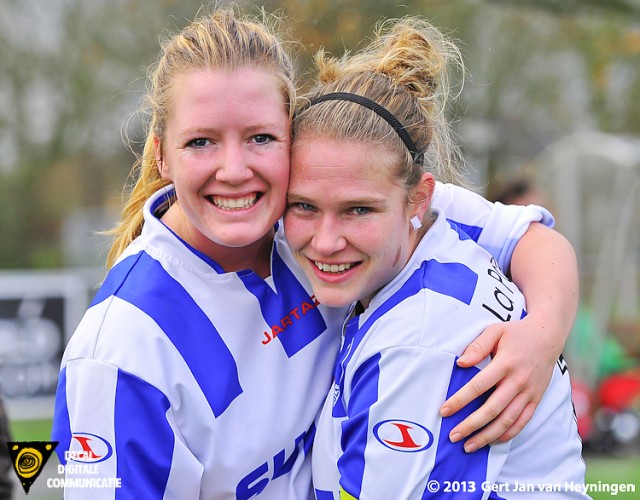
{"left": 306, "top": 92, "right": 424, "bottom": 164}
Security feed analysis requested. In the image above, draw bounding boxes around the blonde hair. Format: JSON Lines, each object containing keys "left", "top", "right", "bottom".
{"left": 106, "top": 6, "right": 296, "bottom": 268}
{"left": 293, "top": 17, "right": 467, "bottom": 194}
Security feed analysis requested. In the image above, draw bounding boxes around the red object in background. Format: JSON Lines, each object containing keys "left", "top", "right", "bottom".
{"left": 597, "top": 369, "right": 640, "bottom": 412}
{"left": 572, "top": 380, "right": 594, "bottom": 440}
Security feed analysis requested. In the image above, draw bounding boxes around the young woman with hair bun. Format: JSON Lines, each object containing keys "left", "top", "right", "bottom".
{"left": 286, "top": 16, "right": 586, "bottom": 499}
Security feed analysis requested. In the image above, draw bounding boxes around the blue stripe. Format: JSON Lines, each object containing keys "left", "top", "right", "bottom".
{"left": 315, "top": 490, "right": 335, "bottom": 500}
{"left": 338, "top": 352, "right": 382, "bottom": 499}
{"left": 423, "top": 361, "right": 491, "bottom": 499}
{"left": 332, "top": 319, "right": 362, "bottom": 419}
{"left": 366, "top": 260, "right": 477, "bottom": 331}
{"left": 239, "top": 240, "right": 327, "bottom": 357}
{"left": 98, "top": 252, "right": 242, "bottom": 417}
{"left": 51, "top": 367, "right": 71, "bottom": 464}
{"left": 448, "top": 220, "right": 482, "bottom": 242}
{"left": 337, "top": 260, "right": 478, "bottom": 391}
{"left": 90, "top": 253, "right": 140, "bottom": 307}
{"left": 114, "top": 370, "right": 173, "bottom": 500}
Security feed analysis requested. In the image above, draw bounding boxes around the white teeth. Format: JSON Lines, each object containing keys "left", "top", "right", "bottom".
{"left": 315, "top": 262, "right": 353, "bottom": 273}
{"left": 213, "top": 194, "right": 257, "bottom": 210}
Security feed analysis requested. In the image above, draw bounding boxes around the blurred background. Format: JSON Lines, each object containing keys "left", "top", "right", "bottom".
{"left": 1, "top": 0, "right": 639, "bottom": 498}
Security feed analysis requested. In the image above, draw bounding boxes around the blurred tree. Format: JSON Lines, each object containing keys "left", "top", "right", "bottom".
{"left": 489, "top": 0, "right": 640, "bottom": 20}
{"left": 278, "top": 0, "right": 640, "bottom": 184}
{"left": 0, "top": 0, "right": 191, "bottom": 268}
{"left": 0, "top": 0, "right": 638, "bottom": 269}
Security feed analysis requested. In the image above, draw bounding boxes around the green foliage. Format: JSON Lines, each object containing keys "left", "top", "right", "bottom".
{"left": 1, "top": 0, "right": 639, "bottom": 268}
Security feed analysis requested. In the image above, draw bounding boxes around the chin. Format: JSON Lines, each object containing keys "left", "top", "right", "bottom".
{"left": 210, "top": 223, "right": 274, "bottom": 249}
{"left": 312, "top": 288, "right": 356, "bottom": 309}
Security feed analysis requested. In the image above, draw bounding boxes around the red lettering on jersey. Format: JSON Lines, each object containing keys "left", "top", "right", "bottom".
{"left": 261, "top": 295, "right": 321, "bottom": 345}
{"left": 289, "top": 307, "right": 300, "bottom": 320}
{"left": 300, "top": 301, "right": 314, "bottom": 315}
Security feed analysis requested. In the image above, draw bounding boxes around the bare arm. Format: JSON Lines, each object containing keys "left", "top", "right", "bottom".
{"left": 440, "top": 222, "right": 579, "bottom": 452}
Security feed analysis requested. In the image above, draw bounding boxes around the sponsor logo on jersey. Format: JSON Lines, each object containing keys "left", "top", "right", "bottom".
{"left": 373, "top": 419, "right": 433, "bottom": 452}
{"left": 261, "top": 295, "right": 321, "bottom": 345}
{"left": 236, "top": 425, "right": 315, "bottom": 500}
{"left": 67, "top": 433, "right": 113, "bottom": 463}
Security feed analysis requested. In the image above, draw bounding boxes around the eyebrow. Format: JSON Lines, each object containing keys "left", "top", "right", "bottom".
{"left": 182, "top": 121, "right": 287, "bottom": 136}
{"left": 287, "top": 192, "right": 386, "bottom": 206}
{"left": 286, "top": 193, "right": 310, "bottom": 203}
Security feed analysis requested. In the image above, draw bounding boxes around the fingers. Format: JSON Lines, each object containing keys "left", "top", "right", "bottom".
{"left": 451, "top": 395, "right": 539, "bottom": 453}
{"left": 440, "top": 363, "right": 505, "bottom": 418}
{"left": 446, "top": 379, "right": 520, "bottom": 444}
{"left": 456, "top": 324, "right": 504, "bottom": 367}
{"left": 494, "top": 402, "right": 537, "bottom": 443}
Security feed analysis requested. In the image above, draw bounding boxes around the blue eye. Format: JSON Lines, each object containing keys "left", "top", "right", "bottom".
{"left": 351, "top": 207, "right": 370, "bottom": 215}
{"left": 254, "top": 134, "right": 275, "bottom": 144}
{"left": 187, "top": 138, "right": 209, "bottom": 148}
{"left": 287, "top": 202, "right": 315, "bottom": 213}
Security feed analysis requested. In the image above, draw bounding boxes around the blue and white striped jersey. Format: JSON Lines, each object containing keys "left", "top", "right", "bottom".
{"left": 51, "top": 183, "right": 553, "bottom": 499}
{"left": 312, "top": 212, "right": 587, "bottom": 500}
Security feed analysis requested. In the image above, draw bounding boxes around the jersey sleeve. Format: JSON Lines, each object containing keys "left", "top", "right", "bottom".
{"left": 336, "top": 347, "right": 508, "bottom": 499}
{"left": 51, "top": 358, "right": 200, "bottom": 499}
{"left": 432, "top": 182, "right": 554, "bottom": 272}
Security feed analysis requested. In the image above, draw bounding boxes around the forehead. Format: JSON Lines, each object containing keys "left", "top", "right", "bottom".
{"left": 289, "top": 137, "right": 403, "bottom": 197}
{"left": 167, "top": 67, "right": 288, "bottom": 120}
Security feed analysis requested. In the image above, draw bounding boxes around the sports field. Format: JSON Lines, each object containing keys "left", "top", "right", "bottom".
{"left": 584, "top": 453, "right": 640, "bottom": 499}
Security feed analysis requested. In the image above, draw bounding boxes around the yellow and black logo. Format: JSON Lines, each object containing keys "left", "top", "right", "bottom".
{"left": 7, "top": 441, "right": 58, "bottom": 494}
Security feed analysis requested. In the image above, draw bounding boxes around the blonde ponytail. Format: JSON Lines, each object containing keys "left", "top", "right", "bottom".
{"left": 105, "top": 6, "right": 296, "bottom": 269}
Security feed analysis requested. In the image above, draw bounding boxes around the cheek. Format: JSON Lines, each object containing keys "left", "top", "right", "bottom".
{"left": 392, "top": 247, "right": 402, "bottom": 267}
{"left": 373, "top": 220, "right": 411, "bottom": 267}
{"left": 283, "top": 215, "right": 308, "bottom": 250}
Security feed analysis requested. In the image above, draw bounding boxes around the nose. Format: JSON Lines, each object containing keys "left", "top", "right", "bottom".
{"left": 215, "top": 143, "right": 253, "bottom": 184}
{"left": 311, "top": 215, "right": 347, "bottom": 256}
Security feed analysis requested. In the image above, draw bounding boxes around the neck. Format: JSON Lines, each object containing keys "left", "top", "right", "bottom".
{"left": 206, "top": 233, "right": 274, "bottom": 278}
{"left": 160, "top": 204, "right": 274, "bottom": 278}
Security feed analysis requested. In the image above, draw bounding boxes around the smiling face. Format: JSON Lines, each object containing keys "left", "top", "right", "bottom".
{"left": 157, "top": 67, "right": 290, "bottom": 259}
{"left": 285, "top": 137, "right": 430, "bottom": 309}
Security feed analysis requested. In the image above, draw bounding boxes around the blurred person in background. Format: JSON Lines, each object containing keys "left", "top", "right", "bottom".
{"left": 487, "top": 172, "right": 546, "bottom": 207}
{"left": 0, "top": 389, "right": 13, "bottom": 500}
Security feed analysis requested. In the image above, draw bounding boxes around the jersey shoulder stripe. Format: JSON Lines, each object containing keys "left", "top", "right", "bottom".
{"left": 447, "top": 220, "right": 481, "bottom": 242}
{"left": 114, "top": 368, "right": 174, "bottom": 497}
{"left": 337, "top": 352, "right": 382, "bottom": 499}
{"left": 368, "top": 259, "right": 478, "bottom": 330}
{"left": 338, "top": 259, "right": 478, "bottom": 380}
{"left": 428, "top": 362, "right": 491, "bottom": 498}
{"left": 92, "top": 251, "right": 242, "bottom": 417}
{"left": 51, "top": 366, "right": 71, "bottom": 459}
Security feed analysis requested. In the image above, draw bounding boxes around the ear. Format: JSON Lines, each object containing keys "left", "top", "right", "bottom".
{"left": 154, "top": 135, "right": 170, "bottom": 180}
{"left": 410, "top": 172, "right": 435, "bottom": 219}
